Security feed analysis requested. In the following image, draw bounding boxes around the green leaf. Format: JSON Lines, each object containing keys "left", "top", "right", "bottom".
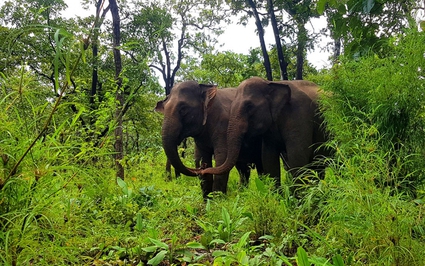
{"left": 212, "top": 250, "right": 230, "bottom": 257}
{"left": 142, "top": 246, "right": 157, "bottom": 252}
{"left": 316, "top": 0, "right": 328, "bottom": 15}
{"left": 148, "top": 237, "right": 169, "bottom": 249}
{"left": 420, "top": 21, "right": 425, "bottom": 32}
{"left": 363, "top": 0, "right": 375, "bottom": 13}
{"left": 332, "top": 254, "right": 345, "bottom": 266}
{"left": 135, "top": 213, "right": 143, "bottom": 232}
{"left": 186, "top": 242, "right": 206, "bottom": 249}
{"left": 80, "top": 40, "right": 86, "bottom": 63}
{"left": 116, "top": 177, "right": 127, "bottom": 189}
{"left": 296, "top": 247, "right": 311, "bottom": 266}
{"left": 147, "top": 250, "right": 167, "bottom": 266}
{"left": 235, "top": 231, "right": 251, "bottom": 249}
{"left": 221, "top": 207, "right": 231, "bottom": 228}
{"left": 255, "top": 178, "right": 267, "bottom": 194}
{"left": 236, "top": 250, "right": 249, "bottom": 264}
{"left": 242, "top": 212, "right": 253, "bottom": 220}
{"left": 210, "top": 239, "right": 226, "bottom": 245}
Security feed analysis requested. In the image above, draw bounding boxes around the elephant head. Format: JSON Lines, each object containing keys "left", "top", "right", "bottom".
{"left": 155, "top": 81, "right": 217, "bottom": 176}
{"left": 202, "top": 77, "right": 292, "bottom": 176}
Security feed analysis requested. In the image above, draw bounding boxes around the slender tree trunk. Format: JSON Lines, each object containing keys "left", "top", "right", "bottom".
{"left": 267, "top": 0, "right": 288, "bottom": 80}
{"left": 90, "top": 0, "right": 107, "bottom": 110}
{"left": 163, "top": 38, "right": 173, "bottom": 95}
{"left": 247, "top": 0, "right": 273, "bottom": 81}
{"left": 109, "top": 0, "right": 124, "bottom": 179}
{"left": 296, "top": 22, "right": 307, "bottom": 80}
{"left": 89, "top": 0, "right": 102, "bottom": 128}
{"left": 333, "top": 37, "right": 341, "bottom": 64}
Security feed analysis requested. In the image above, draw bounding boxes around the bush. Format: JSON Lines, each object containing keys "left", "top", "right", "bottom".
{"left": 318, "top": 29, "right": 425, "bottom": 196}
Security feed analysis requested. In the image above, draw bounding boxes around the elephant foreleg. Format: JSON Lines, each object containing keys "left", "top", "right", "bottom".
{"left": 212, "top": 174, "right": 229, "bottom": 194}
{"left": 236, "top": 161, "right": 251, "bottom": 187}
{"left": 212, "top": 147, "right": 230, "bottom": 194}
{"left": 199, "top": 152, "right": 213, "bottom": 199}
{"left": 285, "top": 140, "right": 311, "bottom": 183}
{"left": 262, "top": 139, "right": 281, "bottom": 188}
{"left": 165, "top": 158, "right": 172, "bottom": 181}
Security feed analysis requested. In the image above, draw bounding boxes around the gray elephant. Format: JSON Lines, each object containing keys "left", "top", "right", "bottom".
{"left": 155, "top": 81, "right": 263, "bottom": 198}
{"left": 164, "top": 138, "right": 193, "bottom": 180}
{"left": 200, "top": 77, "right": 329, "bottom": 188}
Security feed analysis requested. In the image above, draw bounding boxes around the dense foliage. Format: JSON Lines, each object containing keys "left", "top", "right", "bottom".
{"left": 1, "top": 0, "right": 425, "bottom": 265}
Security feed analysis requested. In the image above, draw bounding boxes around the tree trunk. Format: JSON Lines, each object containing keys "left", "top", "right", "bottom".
{"left": 247, "top": 0, "right": 273, "bottom": 81}
{"left": 267, "top": 0, "right": 288, "bottom": 80}
{"left": 109, "top": 0, "right": 124, "bottom": 180}
{"left": 296, "top": 22, "right": 307, "bottom": 80}
{"left": 333, "top": 37, "right": 341, "bottom": 64}
{"left": 90, "top": 0, "right": 108, "bottom": 110}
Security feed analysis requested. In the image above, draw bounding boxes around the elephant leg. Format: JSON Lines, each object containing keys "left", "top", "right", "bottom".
{"left": 174, "top": 138, "right": 189, "bottom": 178}
{"left": 212, "top": 147, "right": 230, "bottom": 194}
{"left": 236, "top": 161, "right": 250, "bottom": 187}
{"left": 255, "top": 161, "right": 264, "bottom": 177}
{"left": 201, "top": 174, "right": 214, "bottom": 198}
{"left": 262, "top": 139, "right": 282, "bottom": 188}
{"left": 165, "top": 158, "right": 172, "bottom": 181}
{"left": 212, "top": 174, "right": 229, "bottom": 194}
{"left": 285, "top": 140, "right": 311, "bottom": 184}
{"left": 174, "top": 168, "right": 181, "bottom": 178}
{"left": 199, "top": 152, "right": 213, "bottom": 199}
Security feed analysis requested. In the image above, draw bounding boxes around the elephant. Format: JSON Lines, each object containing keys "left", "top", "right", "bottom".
{"left": 155, "top": 81, "right": 263, "bottom": 198}
{"left": 200, "top": 76, "right": 329, "bottom": 188}
{"left": 165, "top": 138, "right": 189, "bottom": 180}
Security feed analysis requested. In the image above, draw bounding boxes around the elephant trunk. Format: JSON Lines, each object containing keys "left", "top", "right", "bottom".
{"left": 202, "top": 114, "right": 247, "bottom": 175}
{"left": 162, "top": 118, "right": 197, "bottom": 177}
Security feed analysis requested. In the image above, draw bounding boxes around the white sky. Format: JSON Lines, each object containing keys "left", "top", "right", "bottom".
{"left": 219, "top": 18, "right": 331, "bottom": 69}
{"left": 62, "top": 0, "right": 331, "bottom": 69}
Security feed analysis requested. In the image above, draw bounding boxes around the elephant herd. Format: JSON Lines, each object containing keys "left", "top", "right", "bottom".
{"left": 155, "top": 76, "right": 331, "bottom": 199}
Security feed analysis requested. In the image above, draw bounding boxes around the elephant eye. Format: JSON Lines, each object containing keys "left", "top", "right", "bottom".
{"left": 179, "top": 105, "right": 189, "bottom": 116}
{"left": 244, "top": 101, "right": 255, "bottom": 114}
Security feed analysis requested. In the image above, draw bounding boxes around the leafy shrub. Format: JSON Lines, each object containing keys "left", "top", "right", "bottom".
{"left": 242, "top": 177, "right": 288, "bottom": 238}
{"left": 308, "top": 29, "right": 425, "bottom": 264}
{"left": 319, "top": 29, "right": 425, "bottom": 196}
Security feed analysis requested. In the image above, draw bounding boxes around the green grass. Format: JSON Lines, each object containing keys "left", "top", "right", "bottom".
{"left": 2, "top": 25, "right": 425, "bottom": 266}
{"left": 1, "top": 150, "right": 424, "bottom": 265}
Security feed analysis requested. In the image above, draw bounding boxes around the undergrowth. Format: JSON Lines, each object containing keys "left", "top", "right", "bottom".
{"left": 1, "top": 24, "right": 425, "bottom": 266}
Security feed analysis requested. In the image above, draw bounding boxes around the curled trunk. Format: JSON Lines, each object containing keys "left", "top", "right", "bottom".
{"left": 162, "top": 119, "right": 197, "bottom": 176}
{"left": 202, "top": 115, "right": 247, "bottom": 175}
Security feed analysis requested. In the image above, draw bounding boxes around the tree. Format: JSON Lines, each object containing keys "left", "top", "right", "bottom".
{"left": 229, "top": 0, "right": 273, "bottom": 80}
{"left": 108, "top": 0, "right": 125, "bottom": 179}
{"left": 123, "top": 0, "right": 230, "bottom": 95}
{"left": 179, "top": 50, "right": 264, "bottom": 87}
{"left": 275, "top": 0, "right": 319, "bottom": 80}
{"left": 267, "top": 0, "right": 288, "bottom": 80}
{"left": 0, "top": 0, "right": 163, "bottom": 181}
{"left": 228, "top": 0, "right": 319, "bottom": 80}
{"left": 317, "top": 0, "right": 417, "bottom": 60}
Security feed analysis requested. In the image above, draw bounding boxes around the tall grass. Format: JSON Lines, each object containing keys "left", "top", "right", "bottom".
{"left": 2, "top": 26, "right": 425, "bottom": 266}
{"left": 306, "top": 29, "right": 425, "bottom": 264}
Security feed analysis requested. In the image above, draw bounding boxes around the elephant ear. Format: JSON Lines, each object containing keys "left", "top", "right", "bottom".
{"left": 154, "top": 95, "right": 170, "bottom": 114}
{"left": 200, "top": 84, "right": 218, "bottom": 125}
{"left": 267, "top": 82, "right": 291, "bottom": 122}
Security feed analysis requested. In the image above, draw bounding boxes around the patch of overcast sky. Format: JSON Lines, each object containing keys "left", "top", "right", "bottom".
{"left": 63, "top": 0, "right": 332, "bottom": 70}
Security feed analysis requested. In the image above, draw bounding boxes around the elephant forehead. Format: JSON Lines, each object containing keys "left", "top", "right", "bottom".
{"left": 237, "top": 89, "right": 266, "bottom": 102}
{"left": 165, "top": 92, "right": 200, "bottom": 110}
{"left": 239, "top": 84, "right": 264, "bottom": 95}
{"left": 172, "top": 81, "right": 199, "bottom": 92}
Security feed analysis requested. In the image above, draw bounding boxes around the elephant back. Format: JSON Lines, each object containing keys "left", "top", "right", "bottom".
{"left": 278, "top": 80, "right": 319, "bottom": 103}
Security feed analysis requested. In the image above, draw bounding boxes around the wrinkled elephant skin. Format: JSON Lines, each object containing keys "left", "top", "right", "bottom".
{"left": 201, "top": 77, "right": 329, "bottom": 187}
{"left": 155, "top": 81, "right": 263, "bottom": 198}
